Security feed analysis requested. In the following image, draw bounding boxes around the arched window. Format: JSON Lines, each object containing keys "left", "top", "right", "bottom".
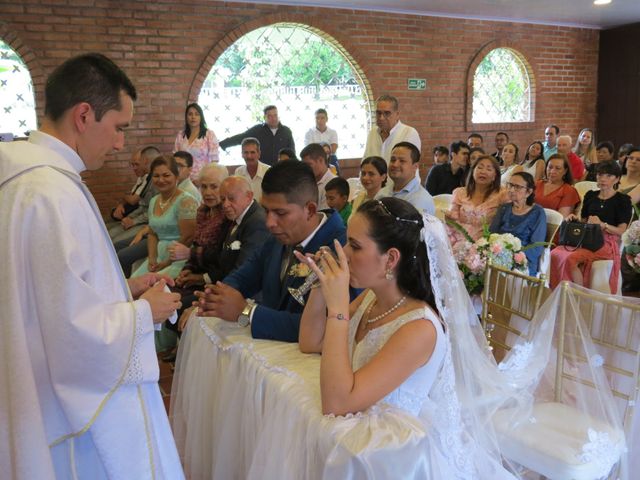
{"left": 199, "top": 23, "right": 370, "bottom": 164}
{"left": 0, "top": 41, "right": 37, "bottom": 137}
{"left": 472, "top": 48, "right": 531, "bottom": 124}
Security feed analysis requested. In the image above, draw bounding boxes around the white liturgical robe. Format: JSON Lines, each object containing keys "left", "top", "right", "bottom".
{"left": 0, "top": 132, "right": 184, "bottom": 479}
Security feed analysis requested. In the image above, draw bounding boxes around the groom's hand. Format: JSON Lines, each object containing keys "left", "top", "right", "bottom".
{"left": 195, "top": 282, "right": 245, "bottom": 321}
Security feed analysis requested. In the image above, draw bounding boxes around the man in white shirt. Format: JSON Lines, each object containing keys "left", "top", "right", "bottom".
{"left": 0, "top": 53, "right": 184, "bottom": 479}
{"left": 363, "top": 95, "right": 421, "bottom": 163}
{"left": 301, "top": 142, "right": 336, "bottom": 210}
{"left": 234, "top": 137, "right": 270, "bottom": 201}
{"left": 304, "top": 108, "right": 338, "bottom": 153}
{"left": 174, "top": 150, "right": 202, "bottom": 203}
{"left": 376, "top": 142, "right": 435, "bottom": 216}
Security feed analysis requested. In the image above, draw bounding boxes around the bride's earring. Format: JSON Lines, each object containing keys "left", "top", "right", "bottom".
{"left": 385, "top": 268, "right": 394, "bottom": 281}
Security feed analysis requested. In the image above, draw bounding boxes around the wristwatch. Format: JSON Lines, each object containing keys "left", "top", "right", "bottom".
{"left": 238, "top": 299, "right": 256, "bottom": 327}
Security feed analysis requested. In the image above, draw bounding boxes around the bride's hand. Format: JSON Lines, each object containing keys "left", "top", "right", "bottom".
{"left": 301, "top": 239, "right": 350, "bottom": 313}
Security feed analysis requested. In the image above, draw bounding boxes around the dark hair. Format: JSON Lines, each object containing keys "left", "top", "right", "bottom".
{"left": 546, "top": 153, "right": 574, "bottom": 184}
{"left": 467, "top": 133, "right": 484, "bottom": 142}
{"left": 469, "top": 147, "right": 485, "bottom": 156}
{"left": 619, "top": 143, "right": 634, "bottom": 158}
{"left": 150, "top": 154, "right": 179, "bottom": 177}
{"left": 466, "top": 155, "right": 501, "bottom": 201}
{"left": 450, "top": 140, "right": 470, "bottom": 156}
{"left": 524, "top": 141, "right": 545, "bottom": 167}
{"left": 596, "top": 141, "right": 614, "bottom": 155}
{"left": 511, "top": 171, "right": 536, "bottom": 205}
{"left": 278, "top": 148, "right": 297, "bottom": 161}
{"left": 357, "top": 198, "right": 437, "bottom": 312}
{"left": 628, "top": 146, "right": 640, "bottom": 157}
{"left": 376, "top": 94, "right": 399, "bottom": 110}
{"left": 300, "top": 143, "right": 328, "bottom": 166}
{"left": 45, "top": 53, "right": 136, "bottom": 122}
{"left": 361, "top": 156, "right": 388, "bottom": 187}
{"left": 496, "top": 131, "right": 509, "bottom": 140}
{"left": 596, "top": 161, "right": 622, "bottom": 178}
{"left": 242, "top": 137, "right": 261, "bottom": 150}
{"left": 392, "top": 142, "right": 420, "bottom": 163}
{"left": 173, "top": 150, "right": 193, "bottom": 168}
{"left": 432, "top": 145, "right": 449, "bottom": 156}
{"left": 325, "top": 177, "right": 349, "bottom": 197}
{"left": 183, "top": 103, "right": 207, "bottom": 140}
{"left": 315, "top": 108, "right": 328, "bottom": 117}
{"left": 546, "top": 124, "right": 560, "bottom": 135}
{"left": 263, "top": 105, "right": 277, "bottom": 115}
{"left": 262, "top": 159, "right": 318, "bottom": 205}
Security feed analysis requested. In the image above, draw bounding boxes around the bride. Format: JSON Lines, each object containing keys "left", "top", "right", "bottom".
{"left": 296, "top": 197, "right": 517, "bottom": 478}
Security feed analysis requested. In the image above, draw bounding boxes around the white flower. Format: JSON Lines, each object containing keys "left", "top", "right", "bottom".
{"left": 230, "top": 240, "right": 242, "bottom": 250}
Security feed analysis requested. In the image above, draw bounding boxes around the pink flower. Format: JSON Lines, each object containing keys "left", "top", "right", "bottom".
{"left": 514, "top": 252, "right": 526, "bottom": 264}
{"left": 491, "top": 243, "right": 503, "bottom": 255}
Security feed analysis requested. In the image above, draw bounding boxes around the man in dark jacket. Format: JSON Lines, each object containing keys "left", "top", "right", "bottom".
{"left": 219, "top": 105, "right": 295, "bottom": 166}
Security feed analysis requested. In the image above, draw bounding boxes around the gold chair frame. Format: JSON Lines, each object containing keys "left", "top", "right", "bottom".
{"left": 480, "top": 262, "right": 547, "bottom": 362}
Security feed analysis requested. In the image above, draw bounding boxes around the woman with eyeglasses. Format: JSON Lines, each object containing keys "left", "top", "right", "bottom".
{"left": 490, "top": 172, "right": 546, "bottom": 275}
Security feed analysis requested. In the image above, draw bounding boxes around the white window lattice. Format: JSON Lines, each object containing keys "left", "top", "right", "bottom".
{"left": 0, "top": 42, "right": 37, "bottom": 138}
{"left": 472, "top": 48, "right": 531, "bottom": 124}
{"left": 198, "top": 23, "right": 370, "bottom": 165}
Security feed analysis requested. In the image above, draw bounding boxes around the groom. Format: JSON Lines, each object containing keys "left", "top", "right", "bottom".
{"left": 196, "top": 159, "right": 346, "bottom": 342}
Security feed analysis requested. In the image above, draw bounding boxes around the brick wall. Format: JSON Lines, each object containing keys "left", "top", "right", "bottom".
{"left": 0, "top": 1, "right": 599, "bottom": 212}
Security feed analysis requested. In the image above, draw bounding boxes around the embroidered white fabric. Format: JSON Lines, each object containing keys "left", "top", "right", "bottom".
{"left": 124, "top": 303, "right": 145, "bottom": 385}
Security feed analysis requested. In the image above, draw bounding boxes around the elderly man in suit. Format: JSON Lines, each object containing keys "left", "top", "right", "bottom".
{"left": 195, "top": 159, "right": 346, "bottom": 342}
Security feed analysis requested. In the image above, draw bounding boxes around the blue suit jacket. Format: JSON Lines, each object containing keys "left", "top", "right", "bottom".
{"left": 224, "top": 211, "right": 346, "bottom": 342}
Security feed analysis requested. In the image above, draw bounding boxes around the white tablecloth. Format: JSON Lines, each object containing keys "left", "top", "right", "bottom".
{"left": 170, "top": 316, "right": 435, "bottom": 480}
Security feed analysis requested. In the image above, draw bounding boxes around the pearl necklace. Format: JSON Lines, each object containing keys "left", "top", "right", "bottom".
{"left": 366, "top": 295, "right": 407, "bottom": 324}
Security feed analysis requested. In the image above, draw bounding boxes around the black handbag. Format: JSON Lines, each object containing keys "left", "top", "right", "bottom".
{"left": 558, "top": 221, "right": 605, "bottom": 252}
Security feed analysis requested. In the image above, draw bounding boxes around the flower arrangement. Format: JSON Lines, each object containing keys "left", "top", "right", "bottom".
{"left": 622, "top": 218, "right": 640, "bottom": 273}
{"left": 448, "top": 222, "right": 529, "bottom": 294}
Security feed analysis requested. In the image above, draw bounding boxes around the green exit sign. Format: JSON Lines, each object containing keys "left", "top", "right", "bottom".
{"left": 407, "top": 78, "right": 426, "bottom": 90}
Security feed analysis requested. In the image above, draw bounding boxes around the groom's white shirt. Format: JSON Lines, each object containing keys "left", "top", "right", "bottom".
{"left": 0, "top": 131, "right": 183, "bottom": 479}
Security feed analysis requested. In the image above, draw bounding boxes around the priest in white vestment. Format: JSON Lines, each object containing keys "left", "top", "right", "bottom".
{"left": 0, "top": 53, "right": 184, "bottom": 479}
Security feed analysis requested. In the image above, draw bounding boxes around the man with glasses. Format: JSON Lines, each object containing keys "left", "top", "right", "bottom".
{"left": 364, "top": 94, "right": 421, "bottom": 164}
{"left": 174, "top": 150, "right": 202, "bottom": 202}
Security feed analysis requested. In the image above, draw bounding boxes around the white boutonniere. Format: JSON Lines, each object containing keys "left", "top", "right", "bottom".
{"left": 289, "top": 262, "right": 311, "bottom": 278}
{"left": 230, "top": 240, "right": 242, "bottom": 251}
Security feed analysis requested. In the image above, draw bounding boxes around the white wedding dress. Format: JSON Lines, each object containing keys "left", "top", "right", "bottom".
{"left": 349, "top": 290, "right": 446, "bottom": 417}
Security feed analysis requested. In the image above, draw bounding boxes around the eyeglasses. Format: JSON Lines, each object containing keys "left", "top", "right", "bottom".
{"left": 176, "top": 163, "right": 188, "bottom": 169}
{"left": 375, "top": 110, "right": 394, "bottom": 118}
{"left": 506, "top": 182, "right": 528, "bottom": 191}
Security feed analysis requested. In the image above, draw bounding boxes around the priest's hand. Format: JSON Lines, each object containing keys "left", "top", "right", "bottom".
{"left": 140, "top": 280, "right": 182, "bottom": 324}
{"left": 194, "top": 282, "right": 245, "bottom": 321}
{"left": 128, "top": 273, "right": 176, "bottom": 298}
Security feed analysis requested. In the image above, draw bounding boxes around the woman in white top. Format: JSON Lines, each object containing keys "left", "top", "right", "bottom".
{"left": 500, "top": 142, "right": 523, "bottom": 186}
{"left": 296, "top": 198, "right": 517, "bottom": 478}
{"left": 521, "top": 140, "right": 545, "bottom": 181}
